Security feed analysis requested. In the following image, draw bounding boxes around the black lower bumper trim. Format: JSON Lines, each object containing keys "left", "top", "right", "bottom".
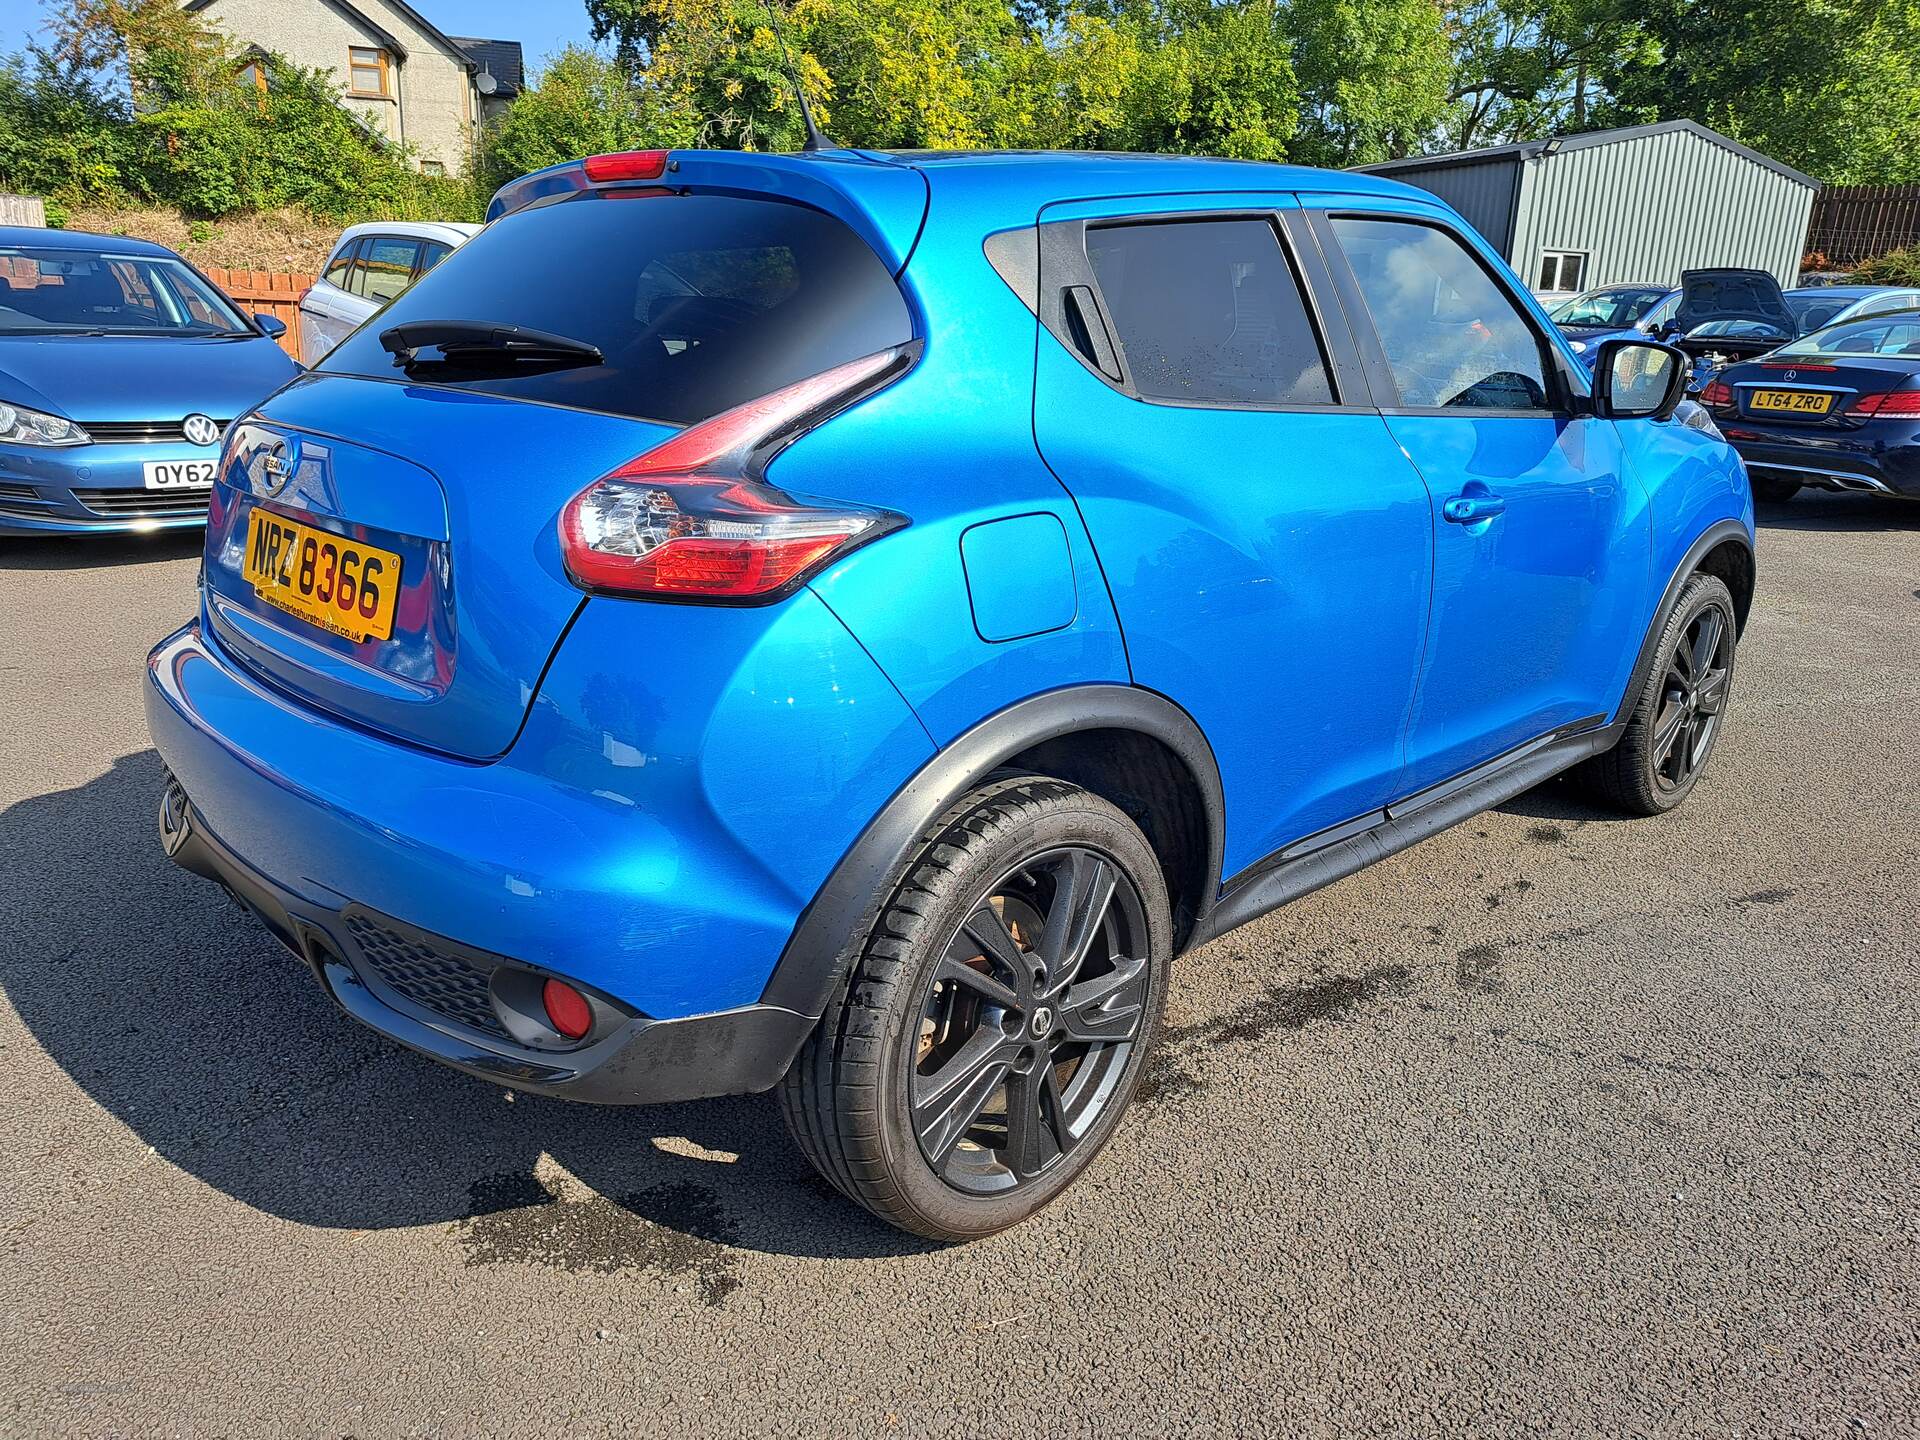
{"left": 158, "top": 777, "right": 814, "bottom": 1106}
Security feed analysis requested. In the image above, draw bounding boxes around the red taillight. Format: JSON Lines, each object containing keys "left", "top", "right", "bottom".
{"left": 1846, "top": 389, "right": 1920, "bottom": 417}
{"left": 558, "top": 346, "right": 914, "bottom": 601}
{"left": 295, "top": 286, "right": 311, "bottom": 306}
{"left": 582, "top": 149, "right": 669, "bottom": 182}
{"left": 1701, "top": 380, "right": 1734, "bottom": 410}
{"left": 542, "top": 978, "right": 593, "bottom": 1040}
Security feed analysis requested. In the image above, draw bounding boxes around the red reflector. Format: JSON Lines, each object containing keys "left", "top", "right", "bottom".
{"left": 1847, "top": 389, "right": 1920, "bottom": 417}
{"left": 558, "top": 347, "right": 914, "bottom": 601}
{"left": 582, "top": 149, "right": 669, "bottom": 182}
{"left": 542, "top": 978, "right": 593, "bottom": 1040}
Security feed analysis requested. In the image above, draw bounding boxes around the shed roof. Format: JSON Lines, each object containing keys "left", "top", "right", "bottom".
{"left": 1360, "top": 120, "right": 1818, "bottom": 190}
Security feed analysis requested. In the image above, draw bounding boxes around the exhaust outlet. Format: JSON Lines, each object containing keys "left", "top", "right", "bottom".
{"left": 157, "top": 772, "right": 219, "bottom": 881}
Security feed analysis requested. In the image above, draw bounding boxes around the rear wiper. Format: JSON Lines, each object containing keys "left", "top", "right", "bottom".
{"left": 379, "top": 320, "right": 603, "bottom": 371}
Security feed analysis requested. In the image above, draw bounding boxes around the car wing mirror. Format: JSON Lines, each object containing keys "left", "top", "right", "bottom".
{"left": 1592, "top": 338, "right": 1688, "bottom": 421}
{"left": 254, "top": 313, "right": 288, "bottom": 339}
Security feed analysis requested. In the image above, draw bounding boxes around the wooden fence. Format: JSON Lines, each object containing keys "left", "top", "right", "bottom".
{"left": 1805, "top": 185, "right": 1920, "bottom": 266}
{"left": 207, "top": 268, "right": 312, "bottom": 360}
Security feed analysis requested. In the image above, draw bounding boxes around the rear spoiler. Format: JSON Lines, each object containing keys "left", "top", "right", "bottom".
{"left": 482, "top": 149, "right": 931, "bottom": 277}
{"left": 485, "top": 151, "right": 673, "bottom": 222}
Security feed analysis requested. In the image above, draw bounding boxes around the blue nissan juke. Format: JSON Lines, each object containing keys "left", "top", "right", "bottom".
{"left": 0, "top": 227, "right": 300, "bottom": 535}
{"left": 147, "top": 149, "right": 1756, "bottom": 1240}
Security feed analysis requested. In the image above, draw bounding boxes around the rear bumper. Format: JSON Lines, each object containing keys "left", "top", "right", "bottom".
{"left": 1722, "top": 425, "right": 1920, "bottom": 499}
{"left": 159, "top": 788, "right": 811, "bottom": 1103}
{"left": 0, "top": 440, "right": 213, "bottom": 534}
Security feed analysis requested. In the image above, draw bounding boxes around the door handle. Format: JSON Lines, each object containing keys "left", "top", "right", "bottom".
{"left": 1443, "top": 493, "right": 1507, "bottom": 525}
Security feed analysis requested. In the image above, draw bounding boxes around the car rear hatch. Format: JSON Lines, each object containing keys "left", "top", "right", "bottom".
{"left": 1712, "top": 355, "right": 1920, "bottom": 430}
{"left": 199, "top": 163, "right": 920, "bottom": 760}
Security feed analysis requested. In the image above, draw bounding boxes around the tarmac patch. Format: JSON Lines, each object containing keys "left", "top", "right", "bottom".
{"left": 456, "top": 1173, "right": 743, "bottom": 1304}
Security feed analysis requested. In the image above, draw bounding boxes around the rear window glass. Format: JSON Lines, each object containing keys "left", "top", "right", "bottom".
{"left": 1086, "top": 219, "right": 1334, "bottom": 406}
{"left": 319, "top": 193, "right": 913, "bottom": 426}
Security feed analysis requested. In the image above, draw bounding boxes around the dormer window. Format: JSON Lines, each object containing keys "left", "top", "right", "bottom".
{"left": 348, "top": 46, "right": 391, "bottom": 98}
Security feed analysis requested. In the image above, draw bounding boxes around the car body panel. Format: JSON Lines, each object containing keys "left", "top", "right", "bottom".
{"left": 1023, "top": 190, "right": 1435, "bottom": 874}
{"left": 201, "top": 374, "right": 682, "bottom": 759}
{"left": 145, "top": 149, "right": 1756, "bottom": 1104}
{"left": 148, "top": 584, "right": 934, "bottom": 1020}
{"left": 1293, "top": 190, "right": 1651, "bottom": 792}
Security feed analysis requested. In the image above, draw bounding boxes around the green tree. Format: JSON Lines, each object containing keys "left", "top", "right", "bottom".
{"left": 1600, "top": 0, "right": 1920, "bottom": 183}
{"left": 1288, "top": 0, "right": 1451, "bottom": 165}
{"left": 482, "top": 46, "right": 695, "bottom": 186}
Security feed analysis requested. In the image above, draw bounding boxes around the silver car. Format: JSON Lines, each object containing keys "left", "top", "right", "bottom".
{"left": 298, "top": 221, "right": 480, "bottom": 366}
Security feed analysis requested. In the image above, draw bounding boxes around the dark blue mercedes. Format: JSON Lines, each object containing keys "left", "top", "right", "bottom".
{"left": 1702, "top": 309, "right": 1920, "bottom": 502}
{"left": 0, "top": 227, "right": 300, "bottom": 536}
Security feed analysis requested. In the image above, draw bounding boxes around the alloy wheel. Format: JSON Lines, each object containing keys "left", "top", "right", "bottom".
{"left": 1653, "top": 602, "right": 1733, "bottom": 792}
{"left": 909, "top": 846, "right": 1151, "bottom": 1196}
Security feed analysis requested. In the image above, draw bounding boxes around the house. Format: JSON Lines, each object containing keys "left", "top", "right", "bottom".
{"left": 1358, "top": 120, "right": 1819, "bottom": 295}
{"left": 185, "top": 0, "right": 523, "bottom": 176}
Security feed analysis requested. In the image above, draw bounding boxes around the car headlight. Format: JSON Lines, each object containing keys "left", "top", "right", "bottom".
{"left": 1673, "top": 398, "right": 1723, "bottom": 439}
{"left": 1569, "top": 339, "right": 1589, "bottom": 353}
{"left": 0, "top": 402, "right": 90, "bottom": 447}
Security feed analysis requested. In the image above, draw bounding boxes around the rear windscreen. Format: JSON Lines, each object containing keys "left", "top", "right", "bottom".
{"left": 318, "top": 192, "right": 913, "bottom": 426}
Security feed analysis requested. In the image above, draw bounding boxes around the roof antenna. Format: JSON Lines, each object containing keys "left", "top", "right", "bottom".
{"left": 761, "top": 1, "right": 829, "bottom": 152}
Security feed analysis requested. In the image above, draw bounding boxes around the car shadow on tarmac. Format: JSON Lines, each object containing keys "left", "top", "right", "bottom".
{"left": 1752, "top": 490, "right": 1916, "bottom": 533}
{"left": 1, "top": 750, "right": 940, "bottom": 1269}
{"left": 0, "top": 532, "right": 205, "bottom": 571}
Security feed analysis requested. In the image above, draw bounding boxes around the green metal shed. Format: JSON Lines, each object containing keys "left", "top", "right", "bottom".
{"left": 1359, "top": 120, "right": 1819, "bottom": 296}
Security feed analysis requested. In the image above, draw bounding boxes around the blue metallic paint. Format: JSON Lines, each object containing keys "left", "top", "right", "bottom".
{"left": 959, "top": 513, "right": 1078, "bottom": 642}
{"left": 146, "top": 149, "right": 1755, "bottom": 1098}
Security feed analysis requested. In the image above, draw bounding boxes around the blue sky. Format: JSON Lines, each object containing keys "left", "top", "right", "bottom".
{"left": 5, "top": 1, "right": 600, "bottom": 74}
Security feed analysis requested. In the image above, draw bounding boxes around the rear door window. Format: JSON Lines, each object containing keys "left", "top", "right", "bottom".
{"left": 352, "top": 236, "right": 423, "bottom": 303}
{"left": 414, "top": 241, "right": 452, "bottom": 276}
{"left": 1331, "top": 217, "right": 1553, "bottom": 411}
{"left": 1085, "top": 219, "right": 1334, "bottom": 406}
{"left": 319, "top": 193, "right": 914, "bottom": 426}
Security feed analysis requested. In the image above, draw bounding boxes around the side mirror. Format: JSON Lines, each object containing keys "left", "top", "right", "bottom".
{"left": 253, "top": 313, "right": 288, "bottom": 339}
{"left": 1592, "top": 338, "right": 1688, "bottom": 421}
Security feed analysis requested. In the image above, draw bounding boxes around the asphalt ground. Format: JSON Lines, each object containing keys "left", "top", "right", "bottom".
{"left": 3, "top": 492, "right": 1917, "bottom": 1437}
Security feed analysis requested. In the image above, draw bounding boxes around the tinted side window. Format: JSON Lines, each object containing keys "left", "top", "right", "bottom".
{"left": 319, "top": 193, "right": 913, "bottom": 426}
{"left": 1087, "top": 219, "right": 1334, "bottom": 406}
{"left": 415, "top": 241, "right": 452, "bottom": 275}
{"left": 1332, "top": 217, "right": 1552, "bottom": 411}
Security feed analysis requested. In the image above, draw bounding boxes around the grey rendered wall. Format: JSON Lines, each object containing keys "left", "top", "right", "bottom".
{"left": 1380, "top": 159, "right": 1519, "bottom": 254}
{"left": 1509, "top": 127, "right": 1814, "bottom": 289}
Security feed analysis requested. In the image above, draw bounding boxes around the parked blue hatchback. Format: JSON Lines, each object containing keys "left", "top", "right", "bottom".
{"left": 0, "top": 227, "right": 299, "bottom": 535}
{"left": 147, "top": 149, "right": 1756, "bottom": 1240}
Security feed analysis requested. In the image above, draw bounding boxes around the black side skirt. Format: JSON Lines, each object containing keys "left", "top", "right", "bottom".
{"left": 1190, "top": 716, "right": 1619, "bottom": 949}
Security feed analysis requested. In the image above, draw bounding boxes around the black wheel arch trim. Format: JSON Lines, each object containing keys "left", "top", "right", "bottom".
{"left": 1617, "top": 518, "right": 1753, "bottom": 726}
{"left": 759, "top": 684, "right": 1225, "bottom": 1019}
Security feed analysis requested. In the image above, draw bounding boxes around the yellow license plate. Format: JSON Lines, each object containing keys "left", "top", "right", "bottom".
{"left": 1750, "top": 389, "right": 1833, "bottom": 415}
{"left": 243, "top": 509, "right": 402, "bottom": 643}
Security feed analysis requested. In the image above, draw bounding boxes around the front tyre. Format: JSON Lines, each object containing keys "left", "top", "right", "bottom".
{"left": 779, "top": 776, "right": 1171, "bottom": 1241}
{"left": 1572, "top": 572, "right": 1738, "bottom": 816}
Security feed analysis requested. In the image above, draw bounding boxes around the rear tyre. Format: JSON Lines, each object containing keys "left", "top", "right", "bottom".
{"left": 1751, "top": 474, "right": 1800, "bottom": 504}
{"left": 1571, "top": 572, "right": 1737, "bottom": 816}
{"left": 778, "top": 776, "right": 1171, "bottom": 1242}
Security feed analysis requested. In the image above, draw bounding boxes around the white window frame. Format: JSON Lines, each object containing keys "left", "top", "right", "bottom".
{"left": 1536, "top": 250, "right": 1589, "bottom": 294}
